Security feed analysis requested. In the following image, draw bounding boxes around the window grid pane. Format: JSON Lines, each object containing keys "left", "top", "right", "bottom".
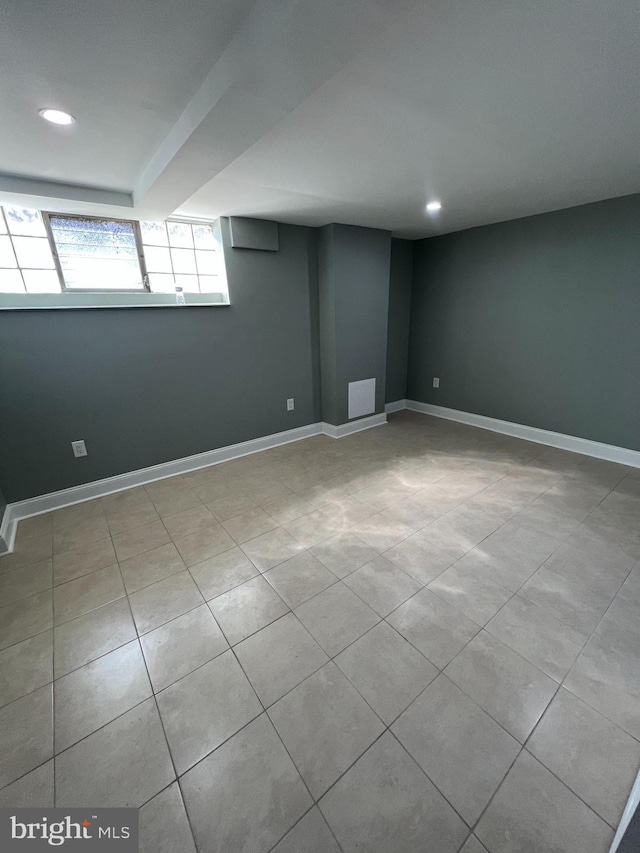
{"left": 142, "top": 220, "right": 223, "bottom": 295}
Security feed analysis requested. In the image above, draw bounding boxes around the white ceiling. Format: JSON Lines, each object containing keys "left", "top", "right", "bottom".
{"left": 1, "top": 0, "right": 639, "bottom": 237}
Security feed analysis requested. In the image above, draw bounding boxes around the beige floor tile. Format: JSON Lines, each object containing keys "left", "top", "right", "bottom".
{"left": 393, "top": 675, "right": 520, "bottom": 825}
{"left": 147, "top": 488, "right": 202, "bottom": 519}
{"left": 0, "top": 533, "right": 52, "bottom": 574}
{"left": 310, "top": 532, "right": 380, "bottom": 578}
{"left": 241, "top": 528, "right": 305, "bottom": 572}
{"left": 384, "top": 536, "right": 455, "bottom": 585}
{"left": 343, "top": 556, "right": 421, "bottom": 617}
{"left": 319, "top": 732, "right": 468, "bottom": 853}
{"left": 0, "top": 631, "right": 53, "bottom": 708}
{"left": 419, "top": 506, "right": 504, "bottom": 558}
{"left": 445, "top": 632, "right": 557, "bottom": 742}
{"left": 335, "top": 622, "right": 437, "bottom": 724}
{"left": 53, "top": 515, "right": 110, "bottom": 555}
{"left": 53, "top": 537, "right": 117, "bottom": 585}
{"left": 53, "top": 564, "right": 124, "bottom": 626}
{"left": 55, "top": 698, "right": 174, "bottom": 807}
{"left": 128, "top": 571, "right": 203, "bottom": 635}
{"left": 51, "top": 501, "right": 104, "bottom": 531}
{"left": 0, "top": 760, "right": 54, "bottom": 808}
{"left": 140, "top": 604, "right": 228, "bottom": 691}
{"left": 105, "top": 500, "right": 160, "bottom": 536}
{"left": 460, "top": 837, "right": 489, "bottom": 853}
{"left": 173, "top": 522, "right": 235, "bottom": 566}
{"left": 295, "top": 582, "right": 379, "bottom": 657}
{"left": 208, "top": 576, "right": 289, "bottom": 645}
{"left": 269, "top": 662, "right": 384, "bottom": 798}
{"left": 387, "top": 587, "right": 480, "bottom": 669}
{"left": 352, "top": 514, "right": 412, "bottom": 552}
{"left": 0, "top": 684, "right": 53, "bottom": 788}
{"left": 119, "top": 542, "right": 185, "bottom": 594}
{"left": 53, "top": 597, "right": 136, "bottom": 677}
{"left": 485, "top": 594, "right": 586, "bottom": 681}
{"left": 221, "top": 507, "right": 278, "bottom": 544}
{"left": 139, "top": 782, "right": 196, "bottom": 853}
{"left": 0, "top": 558, "right": 52, "bottom": 606}
{"left": 542, "top": 542, "right": 635, "bottom": 598}
{"left": 180, "top": 714, "right": 311, "bottom": 853}
{"left": 475, "top": 751, "right": 612, "bottom": 853}
{"left": 206, "top": 493, "right": 258, "bottom": 522}
{"left": 54, "top": 640, "right": 152, "bottom": 751}
{"left": 112, "top": 520, "right": 171, "bottom": 562}
{"left": 0, "top": 590, "right": 53, "bottom": 650}
{"left": 234, "top": 613, "right": 328, "bottom": 707}
{"left": 271, "top": 807, "right": 340, "bottom": 853}
{"left": 521, "top": 566, "right": 613, "bottom": 635}
{"left": 162, "top": 504, "right": 216, "bottom": 540}
{"left": 262, "top": 494, "right": 316, "bottom": 525}
{"left": 189, "top": 546, "right": 259, "bottom": 600}
{"left": 283, "top": 510, "right": 345, "bottom": 549}
{"left": 528, "top": 688, "right": 640, "bottom": 827}
{"left": 563, "top": 637, "right": 640, "bottom": 739}
{"left": 429, "top": 563, "right": 513, "bottom": 625}
{"left": 450, "top": 545, "right": 541, "bottom": 593}
{"left": 265, "top": 551, "right": 337, "bottom": 608}
{"left": 157, "top": 650, "right": 261, "bottom": 774}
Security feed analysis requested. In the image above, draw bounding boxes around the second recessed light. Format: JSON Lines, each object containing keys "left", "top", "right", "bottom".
{"left": 426, "top": 200, "right": 442, "bottom": 213}
{"left": 39, "top": 108, "right": 76, "bottom": 126}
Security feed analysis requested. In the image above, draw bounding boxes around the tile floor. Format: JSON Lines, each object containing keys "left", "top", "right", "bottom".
{"left": 1, "top": 411, "right": 639, "bottom": 852}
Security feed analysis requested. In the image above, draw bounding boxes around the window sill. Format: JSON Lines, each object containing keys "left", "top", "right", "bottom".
{"left": 0, "top": 292, "right": 230, "bottom": 310}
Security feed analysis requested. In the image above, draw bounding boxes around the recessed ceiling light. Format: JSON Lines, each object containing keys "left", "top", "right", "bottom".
{"left": 426, "top": 200, "right": 442, "bottom": 213}
{"left": 39, "top": 108, "right": 75, "bottom": 126}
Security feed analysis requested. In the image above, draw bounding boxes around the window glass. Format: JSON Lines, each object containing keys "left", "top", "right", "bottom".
{"left": 49, "top": 215, "right": 144, "bottom": 290}
{"left": 0, "top": 235, "right": 17, "bottom": 267}
{"left": 140, "top": 220, "right": 168, "bottom": 246}
{"left": 0, "top": 269, "right": 24, "bottom": 292}
{"left": 170, "top": 247, "right": 197, "bottom": 275}
{"left": 22, "top": 269, "right": 61, "bottom": 293}
{"left": 143, "top": 245, "right": 172, "bottom": 273}
{"left": 167, "top": 221, "right": 193, "bottom": 248}
{"left": 12, "top": 236, "right": 56, "bottom": 269}
{"left": 4, "top": 207, "right": 47, "bottom": 237}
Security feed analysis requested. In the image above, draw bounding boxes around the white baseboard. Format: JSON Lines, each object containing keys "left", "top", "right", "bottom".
{"left": 406, "top": 400, "right": 640, "bottom": 468}
{"left": 611, "top": 770, "right": 640, "bottom": 852}
{"left": 0, "top": 415, "right": 389, "bottom": 554}
{"left": 384, "top": 399, "right": 408, "bottom": 413}
{"left": 322, "top": 413, "right": 387, "bottom": 439}
{"left": 0, "top": 509, "right": 15, "bottom": 555}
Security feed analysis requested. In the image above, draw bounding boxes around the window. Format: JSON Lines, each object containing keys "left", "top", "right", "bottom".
{"left": 0, "top": 206, "right": 228, "bottom": 303}
{"left": 140, "top": 219, "right": 224, "bottom": 294}
{"left": 0, "top": 207, "right": 59, "bottom": 293}
{"left": 48, "top": 215, "right": 146, "bottom": 291}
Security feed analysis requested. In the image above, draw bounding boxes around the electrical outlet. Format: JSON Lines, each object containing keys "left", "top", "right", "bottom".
{"left": 71, "top": 440, "right": 87, "bottom": 458}
{"left": 432, "top": 377, "right": 440, "bottom": 389}
{"left": 286, "top": 398, "right": 295, "bottom": 411}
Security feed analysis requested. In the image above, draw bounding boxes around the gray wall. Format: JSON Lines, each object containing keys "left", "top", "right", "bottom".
{"left": 386, "top": 238, "right": 413, "bottom": 403}
{"left": 408, "top": 193, "right": 640, "bottom": 451}
{"left": 0, "top": 220, "right": 320, "bottom": 502}
{"left": 318, "top": 224, "right": 391, "bottom": 424}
